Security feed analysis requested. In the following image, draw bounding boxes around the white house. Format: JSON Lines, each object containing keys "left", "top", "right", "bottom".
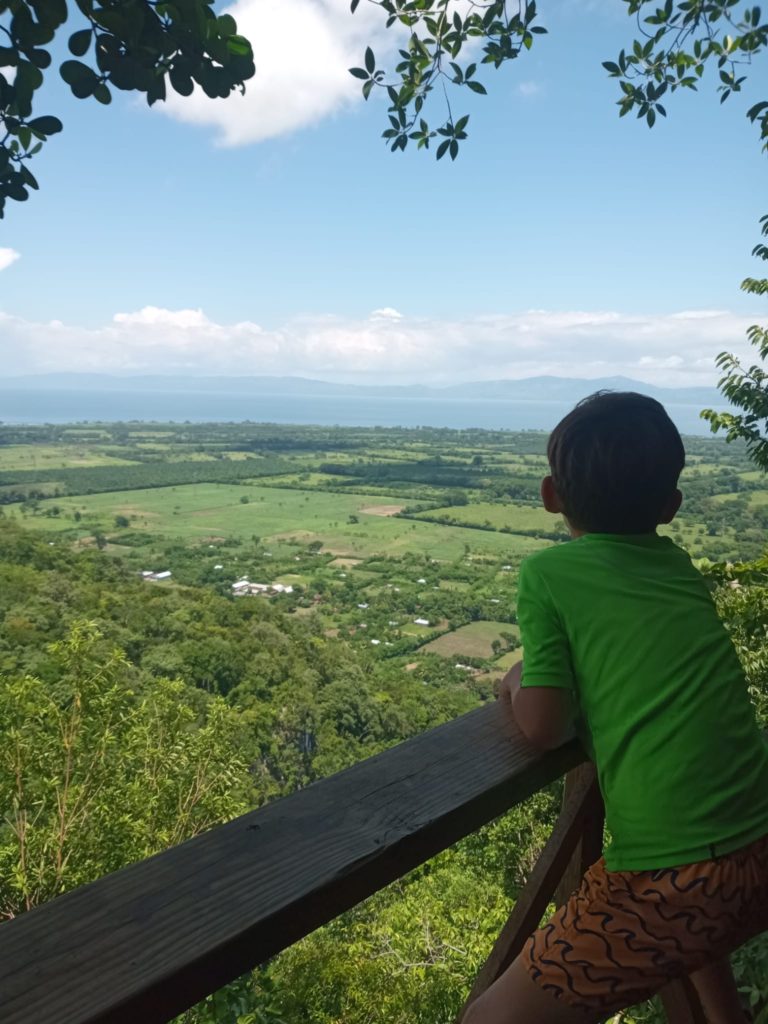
{"left": 413, "top": 617, "right": 430, "bottom": 626}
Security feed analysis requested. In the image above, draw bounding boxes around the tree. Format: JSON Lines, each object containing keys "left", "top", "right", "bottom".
{"left": 701, "top": 216, "right": 768, "bottom": 469}
{"left": 0, "top": 621, "right": 248, "bottom": 917}
{"left": 0, "top": 0, "right": 255, "bottom": 216}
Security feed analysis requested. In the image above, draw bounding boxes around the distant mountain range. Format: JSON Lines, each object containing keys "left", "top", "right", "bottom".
{"left": 1, "top": 373, "right": 723, "bottom": 406}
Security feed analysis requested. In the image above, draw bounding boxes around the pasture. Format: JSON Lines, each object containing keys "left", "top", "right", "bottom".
{"left": 0, "top": 444, "right": 138, "bottom": 470}
{"left": 421, "top": 620, "right": 519, "bottom": 659}
{"left": 11, "top": 483, "right": 552, "bottom": 561}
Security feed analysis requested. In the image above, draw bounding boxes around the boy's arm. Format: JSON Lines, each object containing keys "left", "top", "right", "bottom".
{"left": 498, "top": 662, "right": 575, "bottom": 751}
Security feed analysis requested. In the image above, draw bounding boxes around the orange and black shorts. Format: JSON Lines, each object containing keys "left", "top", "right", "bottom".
{"left": 522, "top": 832, "right": 768, "bottom": 1017}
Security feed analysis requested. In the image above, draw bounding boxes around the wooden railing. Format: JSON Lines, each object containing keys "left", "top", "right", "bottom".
{"left": 0, "top": 702, "right": 710, "bottom": 1024}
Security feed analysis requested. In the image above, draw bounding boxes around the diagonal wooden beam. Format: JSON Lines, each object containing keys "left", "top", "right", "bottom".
{"left": 659, "top": 975, "right": 708, "bottom": 1024}
{"left": 456, "top": 763, "right": 601, "bottom": 1022}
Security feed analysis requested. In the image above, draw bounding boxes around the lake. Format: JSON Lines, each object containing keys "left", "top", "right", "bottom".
{"left": 0, "top": 388, "right": 725, "bottom": 435}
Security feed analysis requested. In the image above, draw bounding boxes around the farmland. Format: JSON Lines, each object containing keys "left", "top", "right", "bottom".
{"left": 0, "top": 419, "right": 763, "bottom": 684}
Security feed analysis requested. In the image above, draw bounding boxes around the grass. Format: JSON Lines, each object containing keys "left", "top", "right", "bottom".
{"left": 421, "top": 621, "right": 519, "bottom": 659}
{"left": 0, "top": 445, "right": 138, "bottom": 470}
{"left": 493, "top": 648, "right": 523, "bottom": 669}
{"left": 10, "top": 483, "right": 553, "bottom": 561}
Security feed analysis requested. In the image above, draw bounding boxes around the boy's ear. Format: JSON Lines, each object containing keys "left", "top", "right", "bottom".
{"left": 541, "top": 476, "right": 564, "bottom": 514}
{"left": 659, "top": 488, "right": 683, "bottom": 524}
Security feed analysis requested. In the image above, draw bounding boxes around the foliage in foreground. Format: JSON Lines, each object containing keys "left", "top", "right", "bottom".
{"left": 0, "top": 518, "right": 765, "bottom": 1022}
{"left": 0, "top": 0, "right": 255, "bottom": 216}
{"left": 0, "top": 620, "right": 248, "bottom": 918}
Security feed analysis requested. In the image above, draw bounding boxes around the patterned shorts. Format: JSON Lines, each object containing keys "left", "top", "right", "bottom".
{"left": 522, "top": 832, "right": 768, "bottom": 1017}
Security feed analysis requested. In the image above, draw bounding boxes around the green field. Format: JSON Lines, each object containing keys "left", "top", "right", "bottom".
{"left": 0, "top": 444, "right": 138, "bottom": 470}
{"left": 421, "top": 620, "right": 519, "bottom": 659}
{"left": 493, "top": 648, "right": 524, "bottom": 669}
{"left": 12, "top": 483, "right": 552, "bottom": 561}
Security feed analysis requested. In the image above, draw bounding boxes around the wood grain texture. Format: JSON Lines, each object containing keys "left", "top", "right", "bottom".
{"left": 659, "top": 976, "right": 708, "bottom": 1024}
{"left": 0, "top": 702, "right": 586, "bottom": 1024}
{"left": 456, "top": 763, "right": 600, "bottom": 1022}
{"left": 553, "top": 763, "right": 605, "bottom": 908}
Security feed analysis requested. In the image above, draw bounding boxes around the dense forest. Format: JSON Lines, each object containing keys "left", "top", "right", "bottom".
{"left": 0, "top": 423, "right": 766, "bottom": 1022}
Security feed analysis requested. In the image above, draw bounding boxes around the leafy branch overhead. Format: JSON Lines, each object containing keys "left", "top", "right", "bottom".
{"left": 348, "top": 1, "right": 546, "bottom": 160}
{"left": 602, "top": 1, "right": 767, "bottom": 133}
{"left": 350, "top": 1, "right": 766, "bottom": 157}
{"left": 702, "top": 215, "right": 768, "bottom": 469}
{"left": 0, "top": 0, "right": 255, "bottom": 217}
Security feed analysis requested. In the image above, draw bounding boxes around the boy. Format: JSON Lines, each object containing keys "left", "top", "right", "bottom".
{"left": 464, "top": 392, "right": 768, "bottom": 1024}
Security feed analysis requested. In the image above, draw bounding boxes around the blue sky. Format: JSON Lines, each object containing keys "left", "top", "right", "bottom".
{"left": 0, "top": 0, "right": 765, "bottom": 385}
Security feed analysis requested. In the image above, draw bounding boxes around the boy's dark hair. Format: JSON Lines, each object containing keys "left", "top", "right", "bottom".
{"left": 547, "top": 391, "right": 685, "bottom": 534}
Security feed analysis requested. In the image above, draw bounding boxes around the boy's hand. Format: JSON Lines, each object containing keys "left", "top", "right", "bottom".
{"left": 497, "top": 661, "right": 523, "bottom": 707}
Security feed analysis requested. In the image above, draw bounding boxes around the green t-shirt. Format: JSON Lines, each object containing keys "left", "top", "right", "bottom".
{"left": 517, "top": 532, "right": 768, "bottom": 871}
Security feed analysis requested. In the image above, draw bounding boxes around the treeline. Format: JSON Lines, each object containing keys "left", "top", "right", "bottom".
{"left": 402, "top": 509, "right": 570, "bottom": 542}
{"left": 0, "top": 457, "right": 291, "bottom": 503}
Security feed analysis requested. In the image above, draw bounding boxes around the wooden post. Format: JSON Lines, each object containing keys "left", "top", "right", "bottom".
{"left": 553, "top": 763, "right": 605, "bottom": 907}
{"left": 456, "top": 763, "right": 601, "bottom": 1022}
{"left": 659, "top": 976, "right": 708, "bottom": 1024}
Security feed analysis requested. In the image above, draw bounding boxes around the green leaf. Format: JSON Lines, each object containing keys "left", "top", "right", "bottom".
{"left": 349, "top": 67, "right": 369, "bottom": 80}
{"left": 602, "top": 61, "right": 621, "bottom": 75}
{"left": 466, "top": 80, "right": 486, "bottom": 94}
{"left": 68, "top": 29, "right": 92, "bottom": 57}
{"left": 227, "top": 35, "right": 251, "bottom": 58}
{"left": 93, "top": 83, "right": 111, "bottom": 105}
{"left": 60, "top": 59, "right": 97, "bottom": 94}
{"left": 27, "top": 115, "right": 63, "bottom": 135}
{"left": 20, "top": 164, "right": 39, "bottom": 190}
{"left": 217, "top": 14, "right": 237, "bottom": 36}
{"left": 365, "top": 47, "right": 375, "bottom": 74}
{"left": 350, "top": 0, "right": 360, "bottom": 11}
{"left": 6, "top": 180, "right": 28, "bottom": 201}
{"left": 170, "top": 66, "right": 194, "bottom": 96}
{"left": 30, "top": 48, "right": 52, "bottom": 69}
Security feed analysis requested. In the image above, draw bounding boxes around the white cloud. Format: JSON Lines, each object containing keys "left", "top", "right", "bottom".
{"left": 370, "top": 307, "right": 403, "bottom": 320}
{"left": 0, "top": 248, "right": 20, "bottom": 272}
{"left": 160, "top": 0, "right": 391, "bottom": 145}
{"left": 114, "top": 306, "right": 212, "bottom": 329}
{"left": 517, "top": 80, "right": 541, "bottom": 98}
{"left": 0, "top": 304, "right": 760, "bottom": 388}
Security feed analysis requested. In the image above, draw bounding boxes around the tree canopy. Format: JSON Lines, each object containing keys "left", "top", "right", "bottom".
{"left": 0, "top": 0, "right": 255, "bottom": 216}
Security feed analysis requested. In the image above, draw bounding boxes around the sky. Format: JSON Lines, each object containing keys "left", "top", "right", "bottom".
{"left": 0, "top": 0, "right": 765, "bottom": 387}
